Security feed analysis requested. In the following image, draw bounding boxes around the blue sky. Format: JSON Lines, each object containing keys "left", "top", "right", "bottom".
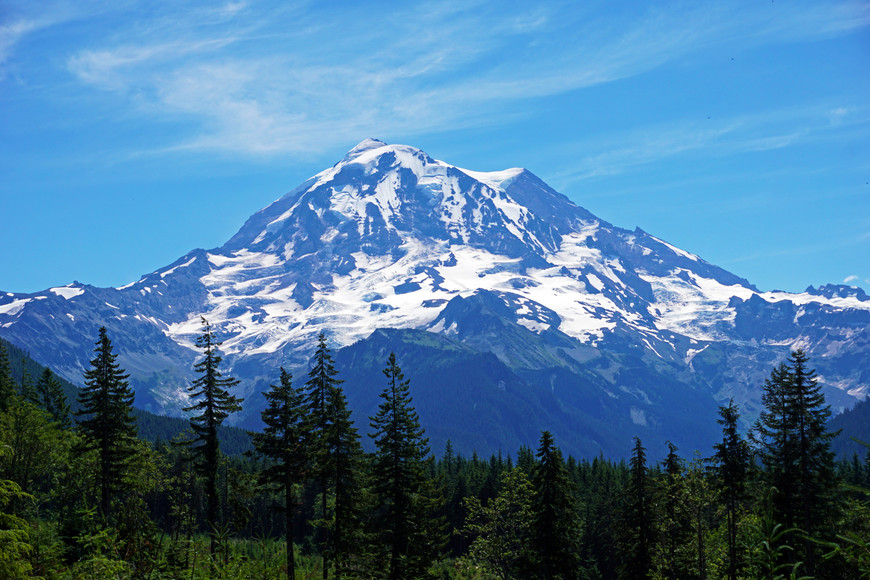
{"left": 1, "top": 0, "right": 868, "bottom": 294}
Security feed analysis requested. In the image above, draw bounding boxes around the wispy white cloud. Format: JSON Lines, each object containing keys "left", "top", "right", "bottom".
{"left": 43, "top": 0, "right": 870, "bottom": 157}
{"left": 723, "top": 231, "right": 870, "bottom": 265}
{"left": 547, "top": 104, "right": 870, "bottom": 186}
{"left": 0, "top": 20, "right": 38, "bottom": 65}
{"left": 0, "top": 15, "right": 68, "bottom": 80}
{"left": 844, "top": 275, "right": 859, "bottom": 283}
{"left": 0, "top": 0, "right": 144, "bottom": 80}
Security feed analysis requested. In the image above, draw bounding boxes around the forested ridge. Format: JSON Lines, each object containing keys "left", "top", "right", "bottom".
{"left": 0, "top": 328, "right": 867, "bottom": 579}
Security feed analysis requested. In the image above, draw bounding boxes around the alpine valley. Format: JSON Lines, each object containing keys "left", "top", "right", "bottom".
{"left": 2, "top": 139, "right": 868, "bottom": 458}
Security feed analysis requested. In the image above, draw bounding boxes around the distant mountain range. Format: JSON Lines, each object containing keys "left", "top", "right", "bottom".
{"left": 2, "top": 139, "right": 868, "bottom": 458}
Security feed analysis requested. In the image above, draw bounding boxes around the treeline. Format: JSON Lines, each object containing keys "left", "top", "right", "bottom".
{"left": 0, "top": 324, "right": 868, "bottom": 579}
{"left": 0, "top": 337, "right": 253, "bottom": 455}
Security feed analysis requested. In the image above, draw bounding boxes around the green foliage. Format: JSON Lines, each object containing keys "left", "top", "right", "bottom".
{"left": 134, "top": 406, "right": 253, "bottom": 455}
{"left": 653, "top": 442, "right": 695, "bottom": 579}
{"left": 66, "top": 514, "right": 134, "bottom": 580}
{"left": 822, "top": 497, "right": 870, "bottom": 577}
{"left": 0, "top": 342, "right": 15, "bottom": 412}
{"left": 618, "top": 436, "right": 654, "bottom": 579}
{"left": 531, "top": 430, "right": 583, "bottom": 579}
{"left": 0, "top": 334, "right": 862, "bottom": 579}
{"left": 753, "top": 350, "right": 840, "bottom": 575}
{"left": 252, "top": 367, "right": 309, "bottom": 579}
{"left": 303, "top": 331, "right": 370, "bottom": 578}
{"left": 710, "top": 399, "right": 752, "bottom": 580}
{"left": 36, "top": 367, "right": 71, "bottom": 428}
{"left": 743, "top": 514, "right": 812, "bottom": 580}
{"left": 464, "top": 467, "right": 534, "bottom": 579}
{"left": 0, "top": 475, "right": 34, "bottom": 579}
{"left": 184, "top": 316, "right": 244, "bottom": 555}
{"left": 370, "top": 352, "right": 443, "bottom": 578}
{"left": 0, "top": 397, "right": 68, "bottom": 498}
{"left": 19, "top": 361, "right": 37, "bottom": 405}
{"left": 76, "top": 326, "right": 139, "bottom": 522}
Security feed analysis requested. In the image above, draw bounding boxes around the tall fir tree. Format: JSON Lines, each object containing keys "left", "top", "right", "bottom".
{"left": 369, "top": 352, "right": 441, "bottom": 579}
{"left": 19, "top": 360, "right": 37, "bottom": 405}
{"left": 303, "top": 332, "right": 368, "bottom": 579}
{"left": 530, "top": 430, "right": 583, "bottom": 579}
{"left": 304, "top": 332, "right": 342, "bottom": 579}
{"left": 619, "top": 436, "right": 654, "bottom": 580}
{"left": 184, "top": 317, "right": 244, "bottom": 555}
{"left": 325, "top": 375, "right": 367, "bottom": 579}
{"left": 75, "top": 326, "right": 138, "bottom": 522}
{"left": 754, "top": 350, "right": 839, "bottom": 575}
{"left": 656, "top": 442, "right": 693, "bottom": 579}
{"left": 253, "top": 368, "right": 309, "bottom": 580}
{"left": 711, "top": 399, "right": 751, "bottom": 580}
{"left": 35, "top": 367, "right": 71, "bottom": 428}
{"left": 0, "top": 342, "right": 15, "bottom": 412}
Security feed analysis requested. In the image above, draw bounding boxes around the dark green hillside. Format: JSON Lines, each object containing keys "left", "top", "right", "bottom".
{"left": 830, "top": 396, "right": 870, "bottom": 458}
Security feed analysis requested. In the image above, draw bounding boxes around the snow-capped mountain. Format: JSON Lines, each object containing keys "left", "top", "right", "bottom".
{"left": 2, "top": 139, "right": 868, "bottom": 457}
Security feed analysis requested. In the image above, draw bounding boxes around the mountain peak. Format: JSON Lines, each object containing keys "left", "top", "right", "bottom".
{"left": 2, "top": 139, "right": 870, "bottom": 458}
{"left": 343, "top": 138, "right": 390, "bottom": 161}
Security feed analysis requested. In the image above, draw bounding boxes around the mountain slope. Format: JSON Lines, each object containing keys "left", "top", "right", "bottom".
{"left": 1, "top": 139, "right": 868, "bottom": 458}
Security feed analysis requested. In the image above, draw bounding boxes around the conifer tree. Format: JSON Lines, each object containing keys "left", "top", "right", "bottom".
{"left": 184, "top": 317, "right": 243, "bottom": 555}
{"left": 76, "top": 326, "right": 138, "bottom": 522}
{"left": 35, "top": 367, "right": 71, "bottom": 428}
{"left": 253, "top": 368, "right": 309, "bottom": 580}
{"left": 656, "top": 442, "right": 693, "bottom": 579}
{"left": 303, "top": 332, "right": 368, "bottom": 578}
{"left": 531, "top": 430, "right": 583, "bottom": 579}
{"left": 0, "top": 342, "right": 15, "bottom": 412}
{"left": 755, "top": 361, "right": 793, "bottom": 523}
{"left": 369, "top": 352, "right": 440, "bottom": 579}
{"left": 325, "top": 376, "right": 367, "bottom": 579}
{"left": 19, "top": 360, "right": 36, "bottom": 405}
{"left": 711, "top": 399, "right": 751, "bottom": 580}
{"left": 304, "top": 332, "right": 342, "bottom": 579}
{"left": 619, "top": 436, "right": 654, "bottom": 580}
{"left": 754, "top": 350, "right": 839, "bottom": 575}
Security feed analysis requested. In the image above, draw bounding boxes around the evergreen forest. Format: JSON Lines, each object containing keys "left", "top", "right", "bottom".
{"left": 0, "top": 324, "right": 868, "bottom": 580}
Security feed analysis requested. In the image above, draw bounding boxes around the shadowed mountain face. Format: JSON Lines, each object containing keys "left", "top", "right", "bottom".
{"left": 2, "top": 139, "right": 868, "bottom": 458}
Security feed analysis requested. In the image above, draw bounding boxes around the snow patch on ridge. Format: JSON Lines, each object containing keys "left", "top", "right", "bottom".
{"left": 50, "top": 285, "right": 84, "bottom": 300}
{"left": 0, "top": 298, "right": 30, "bottom": 316}
{"left": 160, "top": 256, "right": 197, "bottom": 278}
{"left": 458, "top": 167, "right": 525, "bottom": 190}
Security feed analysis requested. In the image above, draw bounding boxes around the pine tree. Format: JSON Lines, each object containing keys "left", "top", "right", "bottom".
{"left": 755, "top": 361, "right": 794, "bottom": 527}
{"left": 531, "top": 430, "right": 583, "bottom": 579}
{"left": 619, "top": 436, "right": 654, "bottom": 579}
{"left": 75, "top": 326, "right": 138, "bottom": 522}
{"left": 369, "top": 352, "right": 441, "bottom": 579}
{"left": 656, "top": 442, "right": 693, "bottom": 579}
{"left": 35, "top": 367, "right": 71, "bottom": 428}
{"left": 711, "top": 399, "right": 751, "bottom": 580}
{"left": 184, "top": 317, "right": 243, "bottom": 555}
{"left": 304, "top": 332, "right": 342, "bottom": 579}
{"left": 303, "top": 332, "right": 368, "bottom": 578}
{"left": 19, "top": 360, "right": 36, "bottom": 405}
{"left": 0, "top": 342, "right": 15, "bottom": 412}
{"left": 252, "top": 368, "right": 309, "bottom": 580}
{"left": 325, "top": 377, "right": 367, "bottom": 579}
{"left": 754, "top": 350, "right": 839, "bottom": 575}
